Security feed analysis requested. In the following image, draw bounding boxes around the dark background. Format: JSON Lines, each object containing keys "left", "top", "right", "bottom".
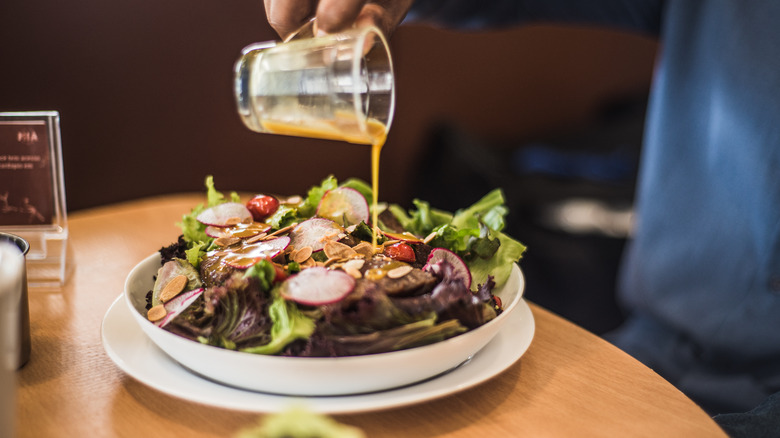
{"left": 0, "top": 0, "right": 658, "bottom": 334}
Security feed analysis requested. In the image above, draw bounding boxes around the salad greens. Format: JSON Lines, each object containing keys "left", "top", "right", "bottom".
{"left": 154, "top": 175, "right": 525, "bottom": 357}
{"left": 388, "top": 188, "right": 525, "bottom": 288}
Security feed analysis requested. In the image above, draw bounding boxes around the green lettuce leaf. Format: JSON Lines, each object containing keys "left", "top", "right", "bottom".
{"left": 339, "top": 177, "right": 373, "bottom": 202}
{"left": 468, "top": 230, "right": 526, "bottom": 288}
{"left": 178, "top": 175, "right": 240, "bottom": 245}
{"left": 297, "top": 175, "right": 338, "bottom": 218}
{"left": 388, "top": 189, "right": 525, "bottom": 288}
{"left": 387, "top": 199, "right": 452, "bottom": 236}
{"left": 240, "top": 289, "right": 316, "bottom": 355}
{"left": 243, "top": 259, "right": 278, "bottom": 292}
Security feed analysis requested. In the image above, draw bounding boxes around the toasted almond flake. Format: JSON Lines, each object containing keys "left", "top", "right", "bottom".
{"left": 318, "top": 231, "right": 342, "bottom": 244}
{"left": 344, "top": 266, "right": 362, "bottom": 279}
{"left": 225, "top": 216, "right": 242, "bottom": 226}
{"left": 423, "top": 232, "right": 437, "bottom": 244}
{"left": 267, "top": 223, "right": 297, "bottom": 237}
{"left": 147, "top": 304, "right": 167, "bottom": 322}
{"left": 282, "top": 195, "right": 302, "bottom": 205}
{"left": 382, "top": 239, "right": 401, "bottom": 247}
{"left": 344, "top": 259, "right": 365, "bottom": 271}
{"left": 387, "top": 265, "right": 413, "bottom": 279}
{"left": 160, "top": 275, "right": 188, "bottom": 303}
{"left": 246, "top": 232, "right": 268, "bottom": 244}
{"left": 292, "top": 246, "right": 313, "bottom": 263}
{"left": 301, "top": 258, "right": 317, "bottom": 268}
{"left": 214, "top": 236, "right": 240, "bottom": 247}
{"left": 353, "top": 242, "right": 375, "bottom": 258}
{"left": 324, "top": 240, "right": 357, "bottom": 259}
{"left": 324, "top": 257, "right": 344, "bottom": 267}
{"left": 345, "top": 224, "right": 357, "bottom": 233}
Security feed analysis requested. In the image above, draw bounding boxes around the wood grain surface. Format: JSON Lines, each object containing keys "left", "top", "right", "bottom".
{"left": 15, "top": 195, "right": 726, "bottom": 437}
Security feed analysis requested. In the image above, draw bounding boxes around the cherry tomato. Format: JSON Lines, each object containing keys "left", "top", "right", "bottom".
{"left": 384, "top": 243, "right": 416, "bottom": 263}
{"left": 246, "top": 195, "right": 279, "bottom": 221}
{"left": 272, "top": 263, "right": 288, "bottom": 282}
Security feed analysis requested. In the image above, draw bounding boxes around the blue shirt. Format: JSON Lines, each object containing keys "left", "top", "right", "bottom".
{"left": 407, "top": 0, "right": 780, "bottom": 414}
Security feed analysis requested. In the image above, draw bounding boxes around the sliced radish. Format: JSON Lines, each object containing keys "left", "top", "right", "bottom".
{"left": 423, "top": 248, "right": 472, "bottom": 289}
{"left": 205, "top": 225, "right": 231, "bottom": 239}
{"left": 316, "top": 187, "right": 370, "bottom": 226}
{"left": 152, "top": 259, "right": 201, "bottom": 307}
{"left": 196, "top": 202, "right": 253, "bottom": 227}
{"left": 155, "top": 288, "right": 204, "bottom": 328}
{"left": 222, "top": 236, "right": 291, "bottom": 269}
{"left": 383, "top": 230, "right": 423, "bottom": 243}
{"left": 205, "top": 222, "right": 271, "bottom": 239}
{"left": 279, "top": 267, "right": 355, "bottom": 305}
{"left": 288, "top": 218, "right": 344, "bottom": 252}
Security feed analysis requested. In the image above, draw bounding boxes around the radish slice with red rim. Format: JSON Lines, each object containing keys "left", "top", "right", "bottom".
{"left": 279, "top": 267, "right": 355, "bottom": 305}
{"left": 316, "top": 187, "right": 370, "bottom": 226}
{"left": 205, "top": 222, "right": 271, "bottom": 239}
{"left": 222, "top": 236, "right": 290, "bottom": 269}
{"left": 423, "top": 248, "right": 472, "bottom": 289}
{"left": 196, "top": 202, "right": 253, "bottom": 227}
{"left": 288, "top": 218, "right": 344, "bottom": 252}
{"left": 155, "top": 288, "right": 204, "bottom": 328}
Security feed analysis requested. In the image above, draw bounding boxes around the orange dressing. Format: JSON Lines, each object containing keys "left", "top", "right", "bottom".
{"left": 262, "top": 117, "right": 388, "bottom": 245}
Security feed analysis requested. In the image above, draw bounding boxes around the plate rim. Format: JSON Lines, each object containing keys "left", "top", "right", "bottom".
{"left": 101, "top": 293, "right": 535, "bottom": 414}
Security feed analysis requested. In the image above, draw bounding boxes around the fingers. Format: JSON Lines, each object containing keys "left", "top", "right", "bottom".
{"left": 265, "top": 0, "right": 317, "bottom": 39}
{"left": 315, "top": 0, "right": 368, "bottom": 34}
{"left": 264, "top": 0, "right": 416, "bottom": 40}
{"left": 355, "top": 0, "right": 415, "bottom": 38}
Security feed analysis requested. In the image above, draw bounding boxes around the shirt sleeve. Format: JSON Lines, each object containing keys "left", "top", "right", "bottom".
{"left": 405, "top": 0, "right": 664, "bottom": 35}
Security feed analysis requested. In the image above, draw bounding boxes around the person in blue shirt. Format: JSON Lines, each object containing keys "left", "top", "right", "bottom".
{"left": 263, "top": 1, "right": 780, "bottom": 435}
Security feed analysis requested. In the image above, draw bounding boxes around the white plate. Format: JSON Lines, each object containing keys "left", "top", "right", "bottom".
{"left": 123, "top": 253, "right": 527, "bottom": 396}
{"left": 101, "top": 293, "right": 534, "bottom": 414}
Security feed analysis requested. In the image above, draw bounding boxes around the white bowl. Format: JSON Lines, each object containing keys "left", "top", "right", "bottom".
{"left": 124, "top": 252, "right": 524, "bottom": 396}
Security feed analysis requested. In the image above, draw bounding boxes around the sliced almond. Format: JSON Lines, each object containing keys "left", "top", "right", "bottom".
{"left": 382, "top": 239, "right": 401, "bottom": 247}
{"left": 423, "top": 232, "right": 437, "bottom": 245}
{"left": 387, "top": 265, "right": 413, "bottom": 279}
{"left": 160, "top": 274, "right": 188, "bottom": 303}
{"left": 214, "top": 236, "right": 240, "bottom": 247}
{"left": 344, "top": 266, "right": 362, "bottom": 279}
{"left": 246, "top": 232, "right": 267, "bottom": 244}
{"left": 282, "top": 195, "right": 302, "bottom": 205}
{"left": 224, "top": 216, "right": 242, "bottom": 226}
{"left": 292, "top": 246, "right": 313, "bottom": 263}
{"left": 147, "top": 304, "right": 167, "bottom": 322}
{"left": 344, "top": 259, "right": 365, "bottom": 271}
{"left": 324, "top": 257, "right": 345, "bottom": 267}
{"left": 267, "top": 223, "right": 297, "bottom": 237}
{"left": 324, "top": 240, "right": 357, "bottom": 260}
{"left": 352, "top": 241, "right": 375, "bottom": 258}
{"left": 318, "top": 231, "right": 342, "bottom": 244}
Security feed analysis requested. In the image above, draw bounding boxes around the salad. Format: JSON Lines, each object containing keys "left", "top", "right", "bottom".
{"left": 146, "top": 175, "right": 526, "bottom": 357}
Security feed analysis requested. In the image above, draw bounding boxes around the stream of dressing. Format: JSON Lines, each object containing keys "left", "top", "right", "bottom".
{"left": 262, "top": 118, "right": 387, "bottom": 245}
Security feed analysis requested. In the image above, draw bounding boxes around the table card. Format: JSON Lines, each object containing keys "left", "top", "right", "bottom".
{"left": 0, "top": 112, "right": 69, "bottom": 287}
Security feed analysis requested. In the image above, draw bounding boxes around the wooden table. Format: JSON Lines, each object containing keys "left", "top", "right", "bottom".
{"left": 15, "top": 195, "right": 727, "bottom": 437}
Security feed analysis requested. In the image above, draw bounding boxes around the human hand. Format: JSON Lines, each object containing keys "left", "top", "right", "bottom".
{"left": 263, "top": 0, "right": 415, "bottom": 40}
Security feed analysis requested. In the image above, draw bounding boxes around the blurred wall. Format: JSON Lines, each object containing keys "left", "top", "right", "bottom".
{"left": 0, "top": 0, "right": 657, "bottom": 212}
